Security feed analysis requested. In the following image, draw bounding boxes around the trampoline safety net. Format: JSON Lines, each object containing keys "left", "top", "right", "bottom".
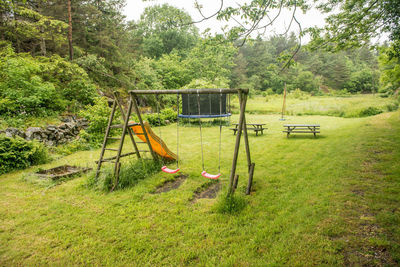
{"left": 180, "top": 93, "right": 230, "bottom": 118}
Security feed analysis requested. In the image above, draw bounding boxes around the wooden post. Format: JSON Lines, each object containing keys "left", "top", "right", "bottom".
{"left": 239, "top": 93, "right": 252, "bottom": 172}
{"left": 95, "top": 100, "right": 117, "bottom": 180}
{"left": 281, "top": 83, "right": 287, "bottom": 120}
{"left": 246, "top": 163, "right": 255, "bottom": 195}
{"left": 232, "top": 174, "right": 239, "bottom": 194}
{"left": 239, "top": 93, "right": 255, "bottom": 195}
{"left": 113, "top": 92, "right": 141, "bottom": 159}
{"left": 228, "top": 90, "right": 248, "bottom": 195}
{"left": 131, "top": 94, "right": 158, "bottom": 161}
{"left": 111, "top": 99, "right": 134, "bottom": 191}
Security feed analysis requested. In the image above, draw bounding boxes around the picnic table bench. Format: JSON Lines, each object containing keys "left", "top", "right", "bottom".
{"left": 283, "top": 124, "right": 320, "bottom": 138}
{"left": 230, "top": 123, "right": 266, "bottom": 136}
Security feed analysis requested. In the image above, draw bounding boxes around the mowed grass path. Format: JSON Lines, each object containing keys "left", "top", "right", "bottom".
{"left": 0, "top": 110, "right": 399, "bottom": 265}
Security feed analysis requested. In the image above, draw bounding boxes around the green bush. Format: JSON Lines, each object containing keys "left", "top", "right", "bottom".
{"left": 0, "top": 43, "right": 96, "bottom": 117}
{"left": 0, "top": 135, "right": 49, "bottom": 175}
{"left": 161, "top": 108, "right": 177, "bottom": 122}
{"left": 144, "top": 108, "right": 177, "bottom": 126}
{"left": 79, "top": 97, "right": 118, "bottom": 147}
{"left": 289, "top": 88, "right": 310, "bottom": 100}
{"left": 386, "top": 102, "right": 399, "bottom": 112}
{"left": 344, "top": 69, "right": 378, "bottom": 93}
{"left": 144, "top": 113, "right": 161, "bottom": 126}
{"left": 266, "top": 88, "right": 274, "bottom": 95}
{"left": 358, "top": 106, "right": 383, "bottom": 117}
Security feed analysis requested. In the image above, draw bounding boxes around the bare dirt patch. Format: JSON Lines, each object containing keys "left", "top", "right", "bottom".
{"left": 191, "top": 182, "right": 221, "bottom": 202}
{"left": 153, "top": 174, "right": 187, "bottom": 193}
{"left": 341, "top": 222, "right": 395, "bottom": 267}
{"left": 36, "top": 165, "right": 91, "bottom": 180}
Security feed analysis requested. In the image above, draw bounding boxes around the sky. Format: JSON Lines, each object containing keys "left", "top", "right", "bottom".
{"left": 123, "top": 0, "right": 327, "bottom": 43}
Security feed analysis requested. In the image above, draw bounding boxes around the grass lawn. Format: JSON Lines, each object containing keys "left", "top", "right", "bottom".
{"left": 0, "top": 96, "right": 399, "bottom": 265}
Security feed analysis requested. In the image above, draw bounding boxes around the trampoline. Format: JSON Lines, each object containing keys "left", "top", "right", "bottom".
{"left": 178, "top": 93, "right": 231, "bottom": 118}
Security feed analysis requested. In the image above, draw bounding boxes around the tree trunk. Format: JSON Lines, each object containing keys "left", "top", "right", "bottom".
{"left": 40, "top": 26, "right": 46, "bottom": 56}
{"left": 67, "top": 0, "right": 73, "bottom": 60}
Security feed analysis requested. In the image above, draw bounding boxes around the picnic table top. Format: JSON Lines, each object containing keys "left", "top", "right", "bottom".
{"left": 233, "top": 123, "right": 266, "bottom": 126}
{"left": 284, "top": 124, "right": 320, "bottom": 127}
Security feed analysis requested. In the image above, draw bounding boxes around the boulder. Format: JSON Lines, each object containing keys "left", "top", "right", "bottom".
{"left": 5, "top": 128, "right": 25, "bottom": 138}
{"left": 25, "top": 127, "right": 42, "bottom": 140}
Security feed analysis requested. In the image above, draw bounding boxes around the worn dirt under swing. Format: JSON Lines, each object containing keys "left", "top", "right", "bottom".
{"left": 95, "top": 89, "right": 255, "bottom": 195}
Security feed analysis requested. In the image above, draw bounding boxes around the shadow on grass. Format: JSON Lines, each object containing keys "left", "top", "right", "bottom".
{"left": 285, "top": 134, "right": 327, "bottom": 140}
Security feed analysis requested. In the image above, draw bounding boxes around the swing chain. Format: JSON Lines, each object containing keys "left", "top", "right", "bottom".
{"left": 196, "top": 90, "right": 205, "bottom": 171}
{"left": 219, "top": 89, "right": 222, "bottom": 173}
{"left": 155, "top": 94, "right": 166, "bottom": 165}
{"left": 176, "top": 93, "right": 179, "bottom": 169}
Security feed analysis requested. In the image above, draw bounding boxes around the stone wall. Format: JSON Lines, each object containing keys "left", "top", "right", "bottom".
{"left": 1, "top": 117, "right": 88, "bottom": 146}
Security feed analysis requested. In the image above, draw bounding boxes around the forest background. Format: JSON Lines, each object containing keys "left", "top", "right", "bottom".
{"left": 0, "top": 0, "right": 399, "bottom": 153}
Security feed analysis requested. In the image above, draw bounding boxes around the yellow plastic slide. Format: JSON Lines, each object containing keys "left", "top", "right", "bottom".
{"left": 130, "top": 122, "right": 177, "bottom": 161}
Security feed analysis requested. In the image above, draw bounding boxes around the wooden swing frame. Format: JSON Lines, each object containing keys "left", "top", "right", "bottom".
{"left": 128, "top": 88, "right": 255, "bottom": 195}
{"left": 96, "top": 89, "right": 254, "bottom": 195}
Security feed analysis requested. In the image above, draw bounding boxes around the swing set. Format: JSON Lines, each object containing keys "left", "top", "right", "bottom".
{"left": 95, "top": 88, "right": 255, "bottom": 195}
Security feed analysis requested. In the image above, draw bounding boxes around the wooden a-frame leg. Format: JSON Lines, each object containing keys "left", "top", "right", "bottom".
{"left": 95, "top": 100, "right": 117, "bottom": 181}
{"left": 113, "top": 92, "right": 141, "bottom": 159}
{"left": 239, "top": 94, "right": 255, "bottom": 195}
{"left": 131, "top": 94, "right": 158, "bottom": 161}
{"left": 111, "top": 98, "right": 134, "bottom": 191}
{"left": 228, "top": 91, "right": 248, "bottom": 196}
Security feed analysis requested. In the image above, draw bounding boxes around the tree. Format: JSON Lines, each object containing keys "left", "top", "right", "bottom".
{"left": 67, "top": 0, "right": 73, "bottom": 60}
{"left": 183, "top": 35, "right": 236, "bottom": 85}
{"left": 309, "top": 0, "right": 400, "bottom": 58}
{"left": 0, "top": 1, "right": 68, "bottom": 55}
{"left": 135, "top": 4, "right": 199, "bottom": 58}
{"left": 344, "top": 69, "right": 378, "bottom": 93}
{"left": 379, "top": 45, "right": 400, "bottom": 93}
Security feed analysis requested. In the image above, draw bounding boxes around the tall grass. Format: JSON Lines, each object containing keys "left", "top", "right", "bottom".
{"left": 243, "top": 94, "right": 399, "bottom": 118}
{"left": 87, "top": 159, "right": 162, "bottom": 191}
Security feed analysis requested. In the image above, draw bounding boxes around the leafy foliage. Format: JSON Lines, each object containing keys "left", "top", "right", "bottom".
{"left": 0, "top": 1, "right": 68, "bottom": 56}
{"left": 134, "top": 4, "right": 199, "bottom": 59}
{"left": 310, "top": 0, "right": 400, "bottom": 59}
{"left": 344, "top": 69, "right": 379, "bottom": 93}
{"left": 379, "top": 45, "right": 400, "bottom": 94}
{"left": 78, "top": 97, "right": 116, "bottom": 147}
{"left": 145, "top": 108, "right": 177, "bottom": 127}
{"left": 0, "top": 42, "right": 96, "bottom": 117}
{"left": 0, "top": 135, "right": 49, "bottom": 175}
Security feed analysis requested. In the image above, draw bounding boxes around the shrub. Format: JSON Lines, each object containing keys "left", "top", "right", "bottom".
{"left": 0, "top": 44, "right": 96, "bottom": 117}
{"left": 145, "top": 113, "right": 161, "bottom": 126}
{"left": 358, "top": 106, "right": 383, "bottom": 117}
{"left": 386, "top": 102, "right": 399, "bottom": 112}
{"left": 78, "top": 97, "right": 118, "bottom": 147}
{"left": 266, "top": 88, "right": 274, "bottom": 95}
{"left": 161, "top": 108, "right": 177, "bottom": 122}
{"left": 144, "top": 108, "right": 177, "bottom": 126}
{"left": 344, "top": 69, "right": 379, "bottom": 93}
{"left": 0, "top": 135, "right": 49, "bottom": 175}
{"left": 289, "top": 88, "right": 310, "bottom": 100}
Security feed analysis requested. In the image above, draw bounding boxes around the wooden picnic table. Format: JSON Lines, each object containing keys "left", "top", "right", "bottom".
{"left": 230, "top": 123, "right": 266, "bottom": 136}
{"left": 283, "top": 124, "right": 320, "bottom": 138}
